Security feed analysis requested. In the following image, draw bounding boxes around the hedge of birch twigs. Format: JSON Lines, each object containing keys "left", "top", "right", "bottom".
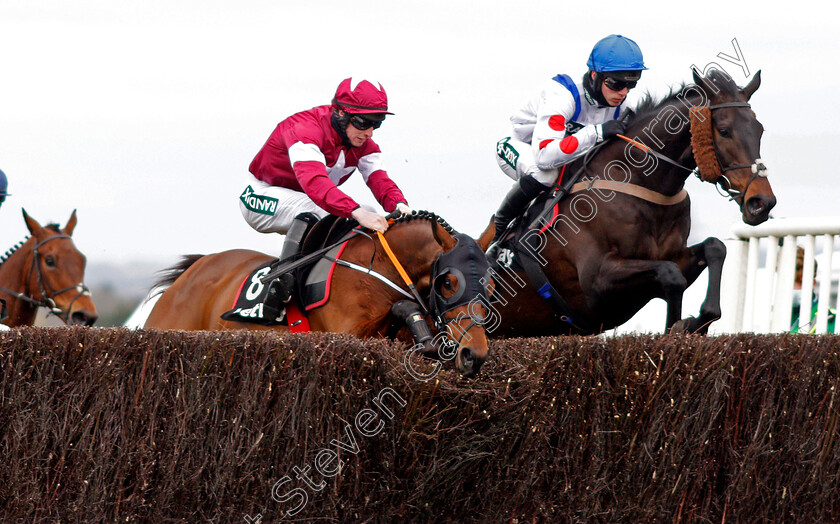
{"left": 1, "top": 327, "right": 838, "bottom": 522}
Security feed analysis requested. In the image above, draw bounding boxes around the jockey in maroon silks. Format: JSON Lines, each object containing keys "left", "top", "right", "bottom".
{"left": 239, "top": 77, "right": 412, "bottom": 320}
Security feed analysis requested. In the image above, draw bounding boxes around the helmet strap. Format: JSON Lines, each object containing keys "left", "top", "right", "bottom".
{"left": 331, "top": 109, "right": 353, "bottom": 147}
{"left": 582, "top": 71, "right": 610, "bottom": 107}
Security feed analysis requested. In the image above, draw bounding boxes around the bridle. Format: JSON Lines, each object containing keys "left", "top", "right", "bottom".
{"left": 428, "top": 233, "right": 492, "bottom": 346}
{"left": 616, "top": 101, "right": 769, "bottom": 212}
{"left": 0, "top": 234, "right": 91, "bottom": 323}
{"left": 704, "top": 102, "right": 769, "bottom": 207}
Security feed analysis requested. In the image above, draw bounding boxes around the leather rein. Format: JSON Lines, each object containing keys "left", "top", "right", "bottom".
{"left": 0, "top": 234, "right": 91, "bottom": 323}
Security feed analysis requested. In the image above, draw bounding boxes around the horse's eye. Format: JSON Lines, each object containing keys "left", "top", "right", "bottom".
{"left": 717, "top": 127, "right": 730, "bottom": 137}
{"left": 44, "top": 255, "right": 56, "bottom": 267}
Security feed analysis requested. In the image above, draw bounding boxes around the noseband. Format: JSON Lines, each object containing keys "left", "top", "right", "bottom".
{"left": 0, "top": 234, "right": 91, "bottom": 323}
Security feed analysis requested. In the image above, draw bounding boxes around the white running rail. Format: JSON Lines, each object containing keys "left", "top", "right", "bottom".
{"left": 718, "top": 217, "right": 840, "bottom": 334}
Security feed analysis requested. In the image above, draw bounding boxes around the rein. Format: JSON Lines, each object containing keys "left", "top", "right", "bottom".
{"left": 376, "top": 231, "right": 430, "bottom": 314}
{"left": 0, "top": 234, "right": 91, "bottom": 323}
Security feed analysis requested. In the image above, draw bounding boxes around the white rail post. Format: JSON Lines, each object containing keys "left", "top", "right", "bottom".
{"left": 742, "top": 237, "right": 761, "bottom": 332}
{"left": 719, "top": 238, "right": 747, "bottom": 333}
{"left": 815, "top": 234, "right": 835, "bottom": 334}
{"left": 798, "top": 235, "right": 816, "bottom": 333}
{"left": 771, "top": 236, "right": 797, "bottom": 332}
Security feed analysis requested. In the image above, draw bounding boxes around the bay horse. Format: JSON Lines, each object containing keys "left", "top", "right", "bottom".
{"left": 0, "top": 209, "right": 98, "bottom": 327}
{"left": 478, "top": 69, "right": 774, "bottom": 336}
{"left": 144, "top": 212, "right": 492, "bottom": 376}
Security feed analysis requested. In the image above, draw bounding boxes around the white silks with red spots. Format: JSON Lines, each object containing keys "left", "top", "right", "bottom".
{"left": 495, "top": 74, "right": 629, "bottom": 186}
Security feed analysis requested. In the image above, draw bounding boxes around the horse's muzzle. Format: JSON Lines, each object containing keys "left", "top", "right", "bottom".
{"left": 743, "top": 194, "right": 776, "bottom": 225}
{"left": 71, "top": 311, "right": 98, "bottom": 326}
{"left": 457, "top": 346, "right": 485, "bottom": 377}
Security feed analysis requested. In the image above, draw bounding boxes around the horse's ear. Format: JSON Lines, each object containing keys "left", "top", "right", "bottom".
{"left": 691, "top": 67, "right": 705, "bottom": 89}
{"left": 477, "top": 216, "right": 496, "bottom": 251}
{"left": 741, "top": 70, "right": 761, "bottom": 101}
{"left": 432, "top": 221, "right": 457, "bottom": 252}
{"left": 63, "top": 209, "right": 78, "bottom": 236}
{"left": 22, "top": 208, "right": 46, "bottom": 237}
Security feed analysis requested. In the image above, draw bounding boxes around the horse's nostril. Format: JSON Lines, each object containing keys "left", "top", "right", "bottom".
{"left": 72, "top": 312, "right": 97, "bottom": 326}
{"left": 746, "top": 197, "right": 766, "bottom": 216}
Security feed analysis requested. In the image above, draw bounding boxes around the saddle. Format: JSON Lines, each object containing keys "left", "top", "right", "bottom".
{"left": 221, "top": 215, "right": 359, "bottom": 327}
{"left": 295, "top": 215, "right": 359, "bottom": 310}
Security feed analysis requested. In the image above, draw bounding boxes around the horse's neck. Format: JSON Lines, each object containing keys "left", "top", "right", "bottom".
{"left": 0, "top": 242, "right": 38, "bottom": 326}
{"left": 622, "top": 100, "right": 696, "bottom": 195}
{"left": 385, "top": 222, "right": 440, "bottom": 288}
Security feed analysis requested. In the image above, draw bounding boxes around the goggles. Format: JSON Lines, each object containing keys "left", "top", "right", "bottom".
{"left": 602, "top": 76, "right": 637, "bottom": 92}
{"left": 349, "top": 114, "right": 383, "bottom": 130}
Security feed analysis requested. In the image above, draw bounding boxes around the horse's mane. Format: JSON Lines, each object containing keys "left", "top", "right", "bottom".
{"left": 391, "top": 210, "right": 457, "bottom": 236}
{"left": 627, "top": 69, "right": 741, "bottom": 127}
{"left": 627, "top": 83, "right": 688, "bottom": 125}
{"left": 0, "top": 238, "right": 29, "bottom": 266}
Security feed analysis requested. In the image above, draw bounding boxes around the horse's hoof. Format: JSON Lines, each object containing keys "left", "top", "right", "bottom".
{"left": 669, "top": 318, "right": 693, "bottom": 334}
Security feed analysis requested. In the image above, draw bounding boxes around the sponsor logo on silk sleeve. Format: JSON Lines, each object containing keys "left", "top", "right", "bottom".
{"left": 496, "top": 138, "right": 519, "bottom": 171}
{"left": 240, "top": 186, "right": 278, "bottom": 216}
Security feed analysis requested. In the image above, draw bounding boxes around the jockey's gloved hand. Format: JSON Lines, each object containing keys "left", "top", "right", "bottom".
{"left": 395, "top": 203, "right": 413, "bottom": 215}
{"left": 600, "top": 120, "right": 627, "bottom": 141}
{"left": 351, "top": 207, "right": 389, "bottom": 233}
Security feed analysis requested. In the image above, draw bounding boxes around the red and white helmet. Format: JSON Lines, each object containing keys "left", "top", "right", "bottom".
{"left": 332, "top": 77, "right": 393, "bottom": 115}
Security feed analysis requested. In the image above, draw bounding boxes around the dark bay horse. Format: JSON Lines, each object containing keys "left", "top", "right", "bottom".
{"left": 144, "top": 213, "right": 492, "bottom": 376}
{"left": 0, "top": 209, "right": 98, "bottom": 327}
{"left": 478, "top": 69, "right": 774, "bottom": 336}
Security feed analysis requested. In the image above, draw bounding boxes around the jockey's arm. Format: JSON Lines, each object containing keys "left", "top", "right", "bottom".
{"left": 531, "top": 84, "right": 599, "bottom": 171}
{"left": 293, "top": 159, "right": 360, "bottom": 218}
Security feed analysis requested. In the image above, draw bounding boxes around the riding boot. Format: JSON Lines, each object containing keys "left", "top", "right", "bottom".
{"left": 279, "top": 212, "right": 321, "bottom": 262}
{"left": 488, "top": 175, "right": 547, "bottom": 255}
{"left": 263, "top": 212, "right": 320, "bottom": 322}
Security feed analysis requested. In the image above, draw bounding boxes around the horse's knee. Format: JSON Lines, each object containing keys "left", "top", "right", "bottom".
{"left": 703, "top": 237, "right": 727, "bottom": 263}
{"left": 657, "top": 262, "right": 688, "bottom": 294}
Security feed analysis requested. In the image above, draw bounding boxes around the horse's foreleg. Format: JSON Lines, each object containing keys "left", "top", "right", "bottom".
{"left": 586, "top": 257, "right": 688, "bottom": 331}
{"left": 672, "top": 237, "right": 726, "bottom": 334}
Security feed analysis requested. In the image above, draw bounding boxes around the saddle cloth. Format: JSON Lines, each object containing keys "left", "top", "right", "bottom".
{"left": 220, "top": 218, "right": 355, "bottom": 328}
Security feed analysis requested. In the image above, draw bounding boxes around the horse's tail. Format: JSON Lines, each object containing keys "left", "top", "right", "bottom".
{"left": 149, "top": 254, "right": 204, "bottom": 297}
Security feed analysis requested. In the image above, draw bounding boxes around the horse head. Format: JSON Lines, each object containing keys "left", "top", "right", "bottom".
{"left": 22, "top": 209, "right": 98, "bottom": 326}
{"left": 428, "top": 223, "right": 493, "bottom": 377}
{"left": 691, "top": 69, "right": 775, "bottom": 225}
{"left": 386, "top": 213, "right": 492, "bottom": 377}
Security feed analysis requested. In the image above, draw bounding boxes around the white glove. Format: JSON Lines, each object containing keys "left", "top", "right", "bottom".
{"left": 351, "top": 207, "right": 389, "bottom": 233}
{"left": 395, "top": 203, "right": 414, "bottom": 215}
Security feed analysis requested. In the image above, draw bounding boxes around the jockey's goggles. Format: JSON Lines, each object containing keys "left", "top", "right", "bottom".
{"left": 349, "top": 114, "right": 384, "bottom": 130}
{"left": 603, "top": 75, "right": 638, "bottom": 92}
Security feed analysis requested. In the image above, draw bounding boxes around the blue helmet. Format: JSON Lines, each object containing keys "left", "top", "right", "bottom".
{"left": 0, "top": 169, "right": 7, "bottom": 204}
{"left": 586, "top": 34, "right": 647, "bottom": 74}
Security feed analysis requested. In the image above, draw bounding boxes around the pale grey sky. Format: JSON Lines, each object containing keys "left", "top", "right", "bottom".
{"left": 2, "top": 0, "right": 838, "bottom": 268}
